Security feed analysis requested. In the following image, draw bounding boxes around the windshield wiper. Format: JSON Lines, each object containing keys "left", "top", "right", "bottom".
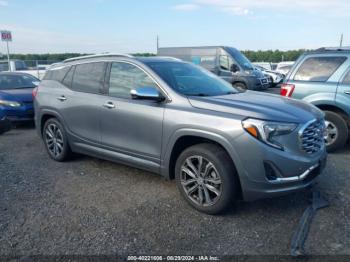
{"left": 185, "top": 93, "right": 210, "bottom": 97}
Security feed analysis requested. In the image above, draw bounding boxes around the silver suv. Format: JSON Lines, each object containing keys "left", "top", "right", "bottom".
{"left": 34, "top": 54, "right": 327, "bottom": 214}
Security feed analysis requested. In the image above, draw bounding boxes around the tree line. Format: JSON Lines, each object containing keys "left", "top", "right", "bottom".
{"left": 2, "top": 50, "right": 309, "bottom": 63}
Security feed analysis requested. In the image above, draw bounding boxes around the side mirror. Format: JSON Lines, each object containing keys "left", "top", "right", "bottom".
{"left": 230, "top": 64, "right": 240, "bottom": 73}
{"left": 130, "top": 87, "right": 164, "bottom": 102}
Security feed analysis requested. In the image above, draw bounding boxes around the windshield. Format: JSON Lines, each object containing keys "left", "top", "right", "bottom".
{"left": 0, "top": 74, "right": 39, "bottom": 90}
{"left": 225, "top": 48, "right": 254, "bottom": 71}
{"left": 146, "top": 61, "right": 239, "bottom": 96}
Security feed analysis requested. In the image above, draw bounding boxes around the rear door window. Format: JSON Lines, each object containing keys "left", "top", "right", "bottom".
{"left": 294, "top": 56, "right": 346, "bottom": 82}
{"left": 72, "top": 62, "right": 107, "bottom": 94}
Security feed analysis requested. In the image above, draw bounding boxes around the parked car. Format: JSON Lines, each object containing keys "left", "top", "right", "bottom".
{"left": 0, "top": 110, "right": 11, "bottom": 135}
{"left": 281, "top": 47, "right": 350, "bottom": 152}
{"left": 276, "top": 61, "right": 295, "bottom": 76}
{"left": 158, "top": 46, "right": 270, "bottom": 91}
{"left": 253, "top": 62, "right": 273, "bottom": 71}
{"left": 254, "top": 65, "right": 284, "bottom": 86}
{"left": 34, "top": 54, "right": 327, "bottom": 214}
{"left": 0, "top": 72, "right": 39, "bottom": 122}
{"left": 0, "top": 60, "right": 46, "bottom": 79}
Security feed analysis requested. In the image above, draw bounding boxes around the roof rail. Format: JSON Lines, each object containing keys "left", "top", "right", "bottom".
{"left": 316, "top": 46, "right": 350, "bottom": 51}
{"left": 63, "top": 53, "right": 134, "bottom": 63}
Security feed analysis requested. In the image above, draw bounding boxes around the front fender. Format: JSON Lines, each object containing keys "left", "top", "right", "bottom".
{"left": 160, "top": 128, "right": 244, "bottom": 180}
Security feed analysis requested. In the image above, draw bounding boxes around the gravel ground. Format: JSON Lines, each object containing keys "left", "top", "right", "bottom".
{"left": 0, "top": 126, "right": 349, "bottom": 256}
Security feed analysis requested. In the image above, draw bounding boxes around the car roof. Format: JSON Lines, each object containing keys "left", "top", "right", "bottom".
{"left": 304, "top": 47, "right": 350, "bottom": 56}
{"left": 49, "top": 55, "right": 184, "bottom": 70}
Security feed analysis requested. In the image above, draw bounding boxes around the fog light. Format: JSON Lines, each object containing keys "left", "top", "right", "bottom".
{"left": 264, "top": 162, "right": 277, "bottom": 181}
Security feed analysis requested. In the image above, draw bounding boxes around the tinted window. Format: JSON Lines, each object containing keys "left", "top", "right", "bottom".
{"left": 44, "top": 66, "right": 70, "bottom": 82}
{"left": 294, "top": 56, "right": 346, "bottom": 82}
{"left": 62, "top": 66, "right": 75, "bottom": 88}
{"left": 146, "top": 61, "right": 239, "bottom": 96}
{"left": 0, "top": 74, "right": 39, "bottom": 90}
{"left": 343, "top": 70, "right": 350, "bottom": 85}
{"left": 109, "top": 62, "right": 156, "bottom": 99}
{"left": 72, "top": 62, "right": 106, "bottom": 94}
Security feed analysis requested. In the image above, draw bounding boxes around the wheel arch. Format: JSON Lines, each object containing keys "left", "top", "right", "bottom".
{"left": 162, "top": 129, "right": 243, "bottom": 198}
{"left": 315, "top": 104, "right": 350, "bottom": 126}
{"left": 39, "top": 109, "right": 65, "bottom": 135}
{"left": 232, "top": 81, "right": 247, "bottom": 88}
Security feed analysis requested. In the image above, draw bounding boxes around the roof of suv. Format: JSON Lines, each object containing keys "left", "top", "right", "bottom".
{"left": 304, "top": 47, "right": 350, "bottom": 55}
{"left": 53, "top": 54, "right": 183, "bottom": 69}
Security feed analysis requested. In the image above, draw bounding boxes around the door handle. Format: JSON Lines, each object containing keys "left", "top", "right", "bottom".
{"left": 57, "top": 95, "right": 67, "bottom": 101}
{"left": 345, "top": 91, "right": 350, "bottom": 95}
{"left": 103, "top": 101, "right": 115, "bottom": 109}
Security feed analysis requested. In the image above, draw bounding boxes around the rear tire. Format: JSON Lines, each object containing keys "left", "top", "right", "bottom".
{"left": 42, "top": 118, "right": 71, "bottom": 161}
{"left": 175, "top": 143, "right": 238, "bottom": 215}
{"left": 324, "top": 111, "right": 348, "bottom": 152}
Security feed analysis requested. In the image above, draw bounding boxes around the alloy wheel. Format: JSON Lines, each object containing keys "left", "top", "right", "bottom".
{"left": 180, "top": 156, "right": 222, "bottom": 207}
{"left": 45, "top": 123, "right": 64, "bottom": 158}
{"left": 324, "top": 120, "right": 338, "bottom": 146}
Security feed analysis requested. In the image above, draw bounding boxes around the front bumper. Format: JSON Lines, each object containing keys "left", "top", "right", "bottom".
{"left": 1, "top": 104, "right": 34, "bottom": 122}
{"left": 232, "top": 132, "right": 327, "bottom": 201}
{"left": 0, "top": 118, "right": 12, "bottom": 134}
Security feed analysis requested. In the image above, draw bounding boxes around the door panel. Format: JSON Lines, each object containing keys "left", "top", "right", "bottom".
{"left": 58, "top": 62, "right": 107, "bottom": 144}
{"left": 60, "top": 90, "right": 104, "bottom": 144}
{"left": 101, "top": 62, "right": 164, "bottom": 161}
{"left": 101, "top": 98, "right": 164, "bottom": 159}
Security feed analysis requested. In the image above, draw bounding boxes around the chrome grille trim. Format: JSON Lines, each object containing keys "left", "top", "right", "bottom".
{"left": 299, "top": 119, "right": 325, "bottom": 154}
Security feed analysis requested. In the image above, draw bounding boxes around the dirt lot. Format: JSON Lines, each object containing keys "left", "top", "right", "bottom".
{"left": 0, "top": 126, "right": 349, "bottom": 256}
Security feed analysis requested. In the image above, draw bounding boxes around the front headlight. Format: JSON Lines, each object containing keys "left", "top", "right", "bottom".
{"left": 0, "top": 100, "right": 22, "bottom": 107}
{"left": 242, "top": 118, "right": 297, "bottom": 150}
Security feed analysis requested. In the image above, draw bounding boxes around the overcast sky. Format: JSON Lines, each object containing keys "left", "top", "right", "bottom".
{"left": 0, "top": 0, "right": 349, "bottom": 54}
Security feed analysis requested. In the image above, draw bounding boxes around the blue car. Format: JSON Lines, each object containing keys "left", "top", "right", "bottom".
{"left": 0, "top": 72, "right": 39, "bottom": 122}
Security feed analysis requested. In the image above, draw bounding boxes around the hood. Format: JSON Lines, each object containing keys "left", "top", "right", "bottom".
{"left": 188, "top": 91, "right": 323, "bottom": 123}
{"left": 0, "top": 88, "right": 34, "bottom": 103}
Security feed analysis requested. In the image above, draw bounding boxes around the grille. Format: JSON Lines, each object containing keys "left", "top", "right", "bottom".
{"left": 300, "top": 119, "right": 325, "bottom": 154}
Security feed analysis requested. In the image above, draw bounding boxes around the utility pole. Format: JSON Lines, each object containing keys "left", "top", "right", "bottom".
{"left": 156, "top": 35, "right": 159, "bottom": 53}
{"left": 6, "top": 41, "right": 10, "bottom": 69}
{"left": 340, "top": 33, "right": 343, "bottom": 47}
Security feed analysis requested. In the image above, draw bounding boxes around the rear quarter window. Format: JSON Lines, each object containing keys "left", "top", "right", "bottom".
{"left": 44, "top": 66, "right": 71, "bottom": 82}
{"left": 294, "top": 56, "right": 346, "bottom": 82}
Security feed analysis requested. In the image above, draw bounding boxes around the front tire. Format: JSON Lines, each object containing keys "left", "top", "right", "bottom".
{"left": 232, "top": 82, "right": 247, "bottom": 91}
{"left": 43, "top": 118, "right": 71, "bottom": 161}
{"left": 324, "top": 111, "right": 348, "bottom": 152}
{"left": 175, "top": 143, "right": 238, "bottom": 215}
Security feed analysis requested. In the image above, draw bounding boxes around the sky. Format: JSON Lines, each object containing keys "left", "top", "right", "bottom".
{"left": 0, "top": 0, "right": 349, "bottom": 54}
